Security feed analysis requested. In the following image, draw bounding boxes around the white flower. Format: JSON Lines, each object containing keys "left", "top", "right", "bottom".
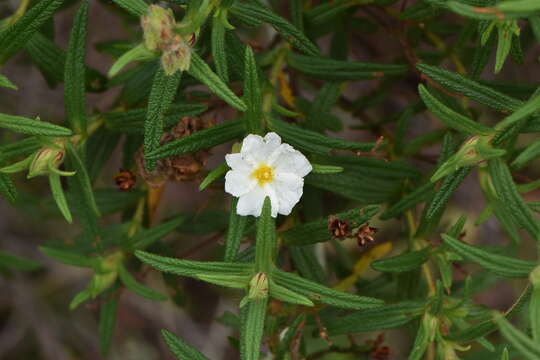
{"left": 225, "top": 132, "right": 312, "bottom": 217}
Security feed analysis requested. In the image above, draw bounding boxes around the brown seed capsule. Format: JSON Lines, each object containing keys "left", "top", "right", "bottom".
{"left": 356, "top": 223, "right": 378, "bottom": 247}
{"left": 328, "top": 215, "right": 350, "bottom": 238}
{"left": 114, "top": 169, "right": 136, "bottom": 191}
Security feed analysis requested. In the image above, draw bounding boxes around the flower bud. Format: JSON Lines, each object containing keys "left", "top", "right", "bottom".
{"left": 530, "top": 265, "right": 540, "bottom": 288}
{"left": 161, "top": 35, "right": 192, "bottom": 75}
{"left": 27, "top": 140, "right": 66, "bottom": 179}
{"left": 248, "top": 272, "right": 269, "bottom": 300}
{"left": 141, "top": 5, "right": 176, "bottom": 51}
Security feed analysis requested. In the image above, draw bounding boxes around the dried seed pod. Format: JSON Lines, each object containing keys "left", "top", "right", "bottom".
{"left": 356, "top": 223, "right": 378, "bottom": 247}
{"left": 114, "top": 169, "right": 136, "bottom": 191}
{"left": 137, "top": 116, "right": 212, "bottom": 187}
{"left": 328, "top": 215, "right": 350, "bottom": 238}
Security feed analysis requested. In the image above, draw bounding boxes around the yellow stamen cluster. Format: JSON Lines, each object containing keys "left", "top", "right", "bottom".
{"left": 251, "top": 164, "right": 274, "bottom": 186}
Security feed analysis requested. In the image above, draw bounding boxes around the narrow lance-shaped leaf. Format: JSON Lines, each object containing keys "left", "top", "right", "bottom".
{"left": 0, "top": 251, "right": 41, "bottom": 271}
{"left": 161, "top": 329, "right": 209, "bottom": 360}
{"left": 442, "top": 234, "right": 535, "bottom": 278}
{"left": 0, "top": 74, "right": 17, "bottom": 90}
{"left": 135, "top": 250, "right": 254, "bottom": 278}
{"left": 188, "top": 52, "right": 246, "bottom": 111}
{"left": 211, "top": 15, "right": 229, "bottom": 82}
{"left": 0, "top": 113, "right": 72, "bottom": 136}
{"left": 199, "top": 162, "right": 228, "bottom": 191}
{"left": 0, "top": 0, "right": 65, "bottom": 64}
{"left": 0, "top": 174, "right": 17, "bottom": 203}
{"left": 49, "top": 171, "right": 73, "bottom": 223}
{"left": 99, "top": 294, "right": 118, "bottom": 356}
{"left": 146, "top": 120, "right": 245, "bottom": 161}
{"left": 40, "top": 246, "right": 99, "bottom": 268}
{"left": 241, "top": 298, "right": 268, "bottom": 360}
{"left": 144, "top": 67, "right": 182, "bottom": 171}
{"left": 66, "top": 143, "right": 100, "bottom": 217}
{"left": 243, "top": 46, "right": 263, "bottom": 134}
{"left": 255, "top": 198, "right": 275, "bottom": 273}
{"left": 111, "top": 0, "right": 148, "bottom": 17}
{"left": 272, "top": 268, "right": 384, "bottom": 309}
{"left": 494, "top": 312, "right": 540, "bottom": 360}
{"left": 512, "top": 138, "right": 540, "bottom": 169}
{"left": 131, "top": 216, "right": 186, "bottom": 249}
{"left": 231, "top": 1, "right": 319, "bottom": 56}
{"left": 496, "top": 89, "right": 540, "bottom": 130}
{"left": 371, "top": 248, "right": 431, "bottom": 273}
{"left": 117, "top": 263, "right": 167, "bottom": 301}
{"left": 489, "top": 158, "right": 540, "bottom": 240}
{"left": 64, "top": 1, "right": 89, "bottom": 134}
{"left": 224, "top": 198, "right": 247, "bottom": 262}
{"left": 325, "top": 301, "right": 426, "bottom": 335}
{"left": 418, "top": 84, "right": 494, "bottom": 135}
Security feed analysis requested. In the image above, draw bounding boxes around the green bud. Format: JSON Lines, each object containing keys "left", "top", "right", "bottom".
{"left": 248, "top": 272, "right": 269, "bottom": 300}
{"left": 141, "top": 5, "right": 176, "bottom": 52}
{"left": 530, "top": 265, "right": 540, "bottom": 288}
{"left": 89, "top": 271, "right": 118, "bottom": 298}
{"left": 27, "top": 139, "right": 66, "bottom": 179}
{"left": 97, "top": 251, "right": 123, "bottom": 274}
{"left": 431, "top": 135, "right": 505, "bottom": 182}
{"left": 161, "top": 35, "right": 192, "bottom": 75}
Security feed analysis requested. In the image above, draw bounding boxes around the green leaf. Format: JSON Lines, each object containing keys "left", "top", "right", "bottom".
{"left": 269, "top": 117, "right": 378, "bottom": 154}
{"left": 273, "top": 269, "right": 383, "bottom": 309}
{"left": 0, "top": 251, "right": 41, "bottom": 271}
{"left": 0, "top": 113, "right": 72, "bottom": 136}
{"left": 144, "top": 66, "right": 182, "bottom": 171}
{"left": 287, "top": 52, "right": 407, "bottom": 81}
{"left": 530, "top": 287, "right": 540, "bottom": 343}
{"left": 211, "top": 15, "right": 229, "bottom": 82}
{"left": 255, "top": 198, "right": 276, "bottom": 273}
{"left": 0, "top": 0, "right": 65, "bottom": 64}
{"left": 66, "top": 143, "right": 100, "bottom": 218}
{"left": 231, "top": 1, "right": 319, "bottom": 56}
{"left": 224, "top": 198, "right": 248, "bottom": 262}
{"left": 442, "top": 234, "right": 535, "bottom": 278}
{"left": 495, "top": 25, "right": 514, "bottom": 74}
{"left": 135, "top": 250, "right": 254, "bottom": 277}
{"left": 49, "top": 171, "right": 73, "bottom": 223}
{"left": 0, "top": 74, "right": 17, "bottom": 89}
{"left": 498, "top": 0, "right": 540, "bottom": 12}
{"left": 416, "top": 63, "right": 523, "bottom": 112}
{"left": 282, "top": 205, "right": 380, "bottom": 246}
{"left": 243, "top": 46, "right": 263, "bottom": 134}
{"left": 104, "top": 103, "right": 207, "bottom": 133}
{"left": 306, "top": 82, "right": 342, "bottom": 132}
{"left": 268, "top": 279, "right": 314, "bottom": 306}
{"left": 108, "top": 44, "right": 157, "bottom": 78}
{"left": 371, "top": 248, "right": 430, "bottom": 273}
{"left": 0, "top": 173, "right": 17, "bottom": 203}
{"left": 512, "top": 138, "right": 540, "bottom": 169}
{"left": 289, "top": 246, "right": 327, "bottom": 284}
{"left": 199, "top": 163, "right": 228, "bottom": 191}
{"left": 496, "top": 90, "right": 540, "bottom": 130}
{"left": 380, "top": 182, "right": 435, "bottom": 220}
{"left": 240, "top": 298, "right": 267, "bottom": 360}
{"left": 494, "top": 312, "right": 540, "bottom": 360}
{"left": 188, "top": 52, "right": 246, "bottom": 111}
{"left": 111, "top": 0, "right": 148, "bottom": 17}
{"left": 40, "top": 246, "right": 99, "bottom": 268}
{"left": 418, "top": 84, "right": 494, "bottom": 135}
{"left": 489, "top": 158, "right": 540, "bottom": 239}
{"left": 146, "top": 120, "right": 244, "bottom": 161}
{"left": 99, "top": 294, "right": 118, "bottom": 356}
{"left": 117, "top": 263, "right": 167, "bottom": 301}
{"left": 131, "top": 216, "right": 187, "bottom": 249}
{"left": 325, "top": 301, "right": 425, "bottom": 335}
{"left": 162, "top": 329, "right": 209, "bottom": 360}
{"left": 409, "top": 313, "right": 435, "bottom": 360}
{"left": 311, "top": 164, "right": 343, "bottom": 174}
{"left": 64, "top": 1, "right": 89, "bottom": 135}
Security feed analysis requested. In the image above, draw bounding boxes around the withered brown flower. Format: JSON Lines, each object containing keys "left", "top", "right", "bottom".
{"left": 356, "top": 223, "right": 378, "bottom": 247}
{"left": 114, "top": 169, "right": 136, "bottom": 191}
{"left": 137, "top": 116, "right": 212, "bottom": 187}
{"left": 328, "top": 215, "right": 351, "bottom": 238}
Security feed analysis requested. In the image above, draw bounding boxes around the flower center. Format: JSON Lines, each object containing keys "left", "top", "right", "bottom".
{"left": 251, "top": 164, "right": 274, "bottom": 186}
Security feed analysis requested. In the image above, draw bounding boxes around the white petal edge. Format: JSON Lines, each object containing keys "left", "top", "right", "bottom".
{"left": 224, "top": 170, "right": 255, "bottom": 197}
{"left": 237, "top": 186, "right": 267, "bottom": 217}
{"left": 272, "top": 173, "right": 304, "bottom": 216}
{"left": 269, "top": 144, "right": 312, "bottom": 177}
{"left": 225, "top": 153, "right": 252, "bottom": 173}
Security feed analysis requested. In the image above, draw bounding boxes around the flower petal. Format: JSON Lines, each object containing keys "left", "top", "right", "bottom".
{"left": 225, "top": 153, "right": 252, "bottom": 173}
{"left": 237, "top": 186, "right": 267, "bottom": 217}
{"left": 241, "top": 132, "right": 282, "bottom": 165}
{"left": 269, "top": 144, "right": 312, "bottom": 177}
{"left": 272, "top": 173, "right": 304, "bottom": 216}
{"left": 224, "top": 169, "right": 255, "bottom": 197}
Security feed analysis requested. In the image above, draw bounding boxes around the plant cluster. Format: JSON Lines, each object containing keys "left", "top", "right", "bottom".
{"left": 0, "top": 0, "right": 540, "bottom": 359}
